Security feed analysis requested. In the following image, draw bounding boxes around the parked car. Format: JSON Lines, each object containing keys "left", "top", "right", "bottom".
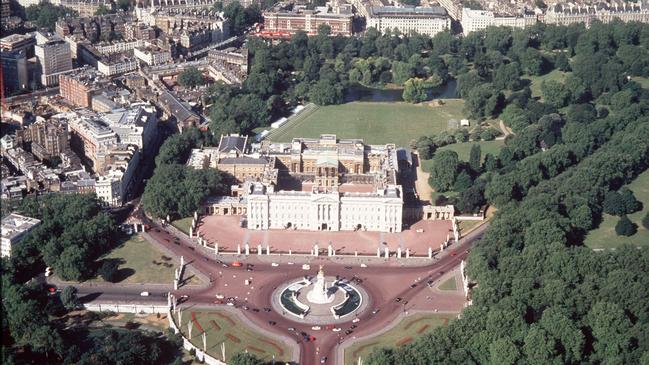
{"left": 140, "top": 292, "right": 150, "bottom": 297}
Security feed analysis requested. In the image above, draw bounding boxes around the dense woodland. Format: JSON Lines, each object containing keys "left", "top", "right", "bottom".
{"left": 0, "top": 194, "right": 186, "bottom": 364}
{"left": 360, "top": 22, "right": 649, "bottom": 365}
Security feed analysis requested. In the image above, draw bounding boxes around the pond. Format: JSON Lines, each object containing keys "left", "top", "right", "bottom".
{"left": 344, "top": 79, "right": 458, "bottom": 102}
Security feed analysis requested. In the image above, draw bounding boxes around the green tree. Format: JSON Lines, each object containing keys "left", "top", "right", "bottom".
{"left": 367, "top": 347, "right": 396, "bottom": 365}
{"left": 229, "top": 352, "right": 264, "bottom": 365}
{"left": 615, "top": 215, "right": 637, "bottom": 236}
{"left": 98, "top": 260, "right": 119, "bottom": 282}
{"left": 61, "top": 286, "right": 79, "bottom": 310}
{"left": 177, "top": 67, "right": 205, "bottom": 89}
{"left": 555, "top": 52, "right": 571, "bottom": 71}
{"left": 489, "top": 337, "right": 520, "bottom": 365}
{"left": 428, "top": 150, "right": 459, "bottom": 192}
{"left": 619, "top": 187, "right": 641, "bottom": 214}
{"left": 453, "top": 170, "right": 473, "bottom": 192}
{"left": 308, "top": 80, "right": 343, "bottom": 105}
{"left": 469, "top": 144, "right": 482, "bottom": 173}
{"left": 603, "top": 191, "right": 626, "bottom": 216}
{"left": 415, "top": 136, "right": 435, "bottom": 160}
{"left": 402, "top": 77, "right": 436, "bottom": 103}
{"left": 541, "top": 80, "right": 571, "bottom": 108}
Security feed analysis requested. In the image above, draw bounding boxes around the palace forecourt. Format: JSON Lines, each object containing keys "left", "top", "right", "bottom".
{"left": 189, "top": 134, "right": 458, "bottom": 257}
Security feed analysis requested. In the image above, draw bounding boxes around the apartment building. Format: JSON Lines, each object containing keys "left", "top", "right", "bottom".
{"left": 461, "top": 7, "right": 537, "bottom": 35}
{"left": 366, "top": 6, "right": 451, "bottom": 37}
{"left": 35, "top": 38, "right": 73, "bottom": 87}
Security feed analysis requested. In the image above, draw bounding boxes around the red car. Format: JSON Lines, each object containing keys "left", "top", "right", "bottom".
{"left": 309, "top": 336, "right": 316, "bottom": 342}
{"left": 232, "top": 261, "right": 243, "bottom": 267}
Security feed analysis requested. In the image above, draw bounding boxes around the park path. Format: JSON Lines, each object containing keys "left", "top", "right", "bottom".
{"left": 498, "top": 119, "right": 514, "bottom": 138}
{"left": 414, "top": 152, "right": 434, "bottom": 204}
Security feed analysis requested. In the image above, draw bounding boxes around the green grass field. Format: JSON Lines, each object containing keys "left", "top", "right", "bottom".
{"left": 437, "top": 140, "right": 504, "bottom": 162}
{"left": 585, "top": 169, "right": 649, "bottom": 249}
{"left": 525, "top": 69, "right": 570, "bottom": 98}
{"left": 632, "top": 76, "right": 649, "bottom": 89}
{"left": 172, "top": 217, "right": 193, "bottom": 235}
{"left": 438, "top": 276, "right": 457, "bottom": 291}
{"left": 179, "top": 310, "right": 292, "bottom": 363}
{"left": 344, "top": 313, "right": 455, "bottom": 364}
{"left": 89, "top": 235, "right": 201, "bottom": 285}
{"left": 267, "top": 100, "right": 466, "bottom": 147}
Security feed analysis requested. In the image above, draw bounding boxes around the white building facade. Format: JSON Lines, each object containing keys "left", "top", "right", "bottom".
{"left": 461, "top": 8, "right": 537, "bottom": 35}
{"left": 35, "top": 39, "right": 73, "bottom": 87}
{"left": 1, "top": 213, "right": 41, "bottom": 257}
{"left": 366, "top": 6, "right": 451, "bottom": 37}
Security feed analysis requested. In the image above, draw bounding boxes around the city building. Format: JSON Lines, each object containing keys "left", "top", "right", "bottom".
{"left": 198, "top": 134, "right": 404, "bottom": 233}
{"left": 461, "top": 7, "right": 537, "bottom": 35}
{"left": 100, "top": 103, "right": 159, "bottom": 156}
{"left": 1, "top": 50, "right": 29, "bottom": 94}
{"left": 58, "top": 65, "right": 111, "bottom": 109}
{"left": 436, "top": 0, "right": 462, "bottom": 20}
{"left": 134, "top": 44, "right": 172, "bottom": 65}
{"left": 544, "top": 1, "right": 649, "bottom": 25}
{"left": 0, "top": 33, "right": 36, "bottom": 57}
{"left": 208, "top": 47, "right": 249, "bottom": 74}
{"left": 78, "top": 43, "right": 138, "bottom": 76}
{"left": 366, "top": 6, "right": 451, "bottom": 37}
{"left": 262, "top": 2, "right": 353, "bottom": 37}
{"left": 14, "top": 118, "right": 69, "bottom": 161}
{"left": 67, "top": 111, "right": 119, "bottom": 169}
{"left": 58, "top": 0, "right": 114, "bottom": 17}
{"left": 94, "top": 144, "right": 140, "bottom": 206}
{"left": 1, "top": 213, "right": 41, "bottom": 258}
{"left": 1, "top": 1, "right": 10, "bottom": 20}
{"left": 35, "top": 38, "right": 73, "bottom": 86}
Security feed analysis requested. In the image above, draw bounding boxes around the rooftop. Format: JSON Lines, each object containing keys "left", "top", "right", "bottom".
{"left": 1, "top": 213, "right": 41, "bottom": 243}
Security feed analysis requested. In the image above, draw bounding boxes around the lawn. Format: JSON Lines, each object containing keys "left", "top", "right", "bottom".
{"left": 172, "top": 217, "right": 193, "bottom": 235}
{"left": 437, "top": 140, "right": 504, "bottom": 162}
{"left": 89, "top": 235, "right": 201, "bottom": 285}
{"left": 438, "top": 276, "right": 457, "bottom": 291}
{"left": 178, "top": 310, "right": 292, "bottom": 363}
{"left": 524, "top": 69, "right": 570, "bottom": 98}
{"left": 267, "top": 100, "right": 466, "bottom": 147}
{"left": 632, "top": 76, "right": 649, "bottom": 89}
{"left": 344, "top": 313, "right": 455, "bottom": 364}
{"left": 585, "top": 169, "right": 649, "bottom": 249}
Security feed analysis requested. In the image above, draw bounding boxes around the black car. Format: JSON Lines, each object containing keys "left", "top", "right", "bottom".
{"left": 345, "top": 330, "right": 353, "bottom": 335}
{"left": 350, "top": 325, "right": 357, "bottom": 329}
{"left": 410, "top": 283, "right": 417, "bottom": 288}
{"left": 252, "top": 308, "right": 260, "bottom": 312}
{"left": 263, "top": 308, "right": 272, "bottom": 312}
{"left": 396, "top": 297, "right": 402, "bottom": 302}
{"left": 268, "top": 321, "right": 276, "bottom": 325}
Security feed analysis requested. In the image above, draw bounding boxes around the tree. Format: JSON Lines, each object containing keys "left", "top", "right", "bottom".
{"left": 116, "top": 0, "right": 130, "bottom": 11}
{"left": 428, "top": 150, "right": 459, "bottom": 192}
{"left": 229, "top": 352, "right": 264, "bottom": 365}
{"left": 415, "top": 136, "right": 435, "bottom": 160}
{"left": 308, "top": 80, "right": 343, "bottom": 105}
{"left": 619, "top": 187, "right": 641, "bottom": 214}
{"left": 555, "top": 52, "right": 571, "bottom": 71}
{"left": 61, "top": 286, "right": 79, "bottom": 310}
{"left": 402, "top": 78, "right": 429, "bottom": 103}
{"left": 541, "top": 80, "right": 571, "bottom": 108}
{"left": 642, "top": 212, "right": 649, "bottom": 230}
{"left": 177, "top": 67, "right": 205, "bottom": 89}
{"left": 367, "top": 347, "right": 396, "bottom": 365}
{"left": 98, "top": 260, "right": 119, "bottom": 282}
{"left": 469, "top": 144, "right": 482, "bottom": 173}
{"left": 603, "top": 191, "right": 627, "bottom": 216}
{"left": 453, "top": 170, "right": 473, "bottom": 192}
{"left": 615, "top": 215, "right": 637, "bottom": 236}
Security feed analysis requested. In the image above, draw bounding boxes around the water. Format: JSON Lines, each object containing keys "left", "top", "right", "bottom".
{"left": 344, "top": 79, "right": 458, "bottom": 103}
{"left": 333, "top": 283, "right": 362, "bottom": 317}
{"left": 281, "top": 289, "right": 307, "bottom": 316}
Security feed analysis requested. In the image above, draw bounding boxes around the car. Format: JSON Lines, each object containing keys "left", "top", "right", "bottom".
{"left": 45, "top": 267, "right": 52, "bottom": 277}
{"left": 226, "top": 302, "right": 234, "bottom": 306}
{"left": 344, "top": 266, "right": 352, "bottom": 269}
{"left": 427, "top": 280, "right": 434, "bottom": 285}
{"left": 271, "top": 262, "right": 279, "bottom": 267}
{"left": 213, "top": 300, "right": 223, "bottom": 304}
{"left": 46, "top": 285, "right": 57, "bottom": 293}
{"left": 352, "top": 318, "right": 360, "bottom": 323}
{"left": 174, "top": 237, "right": 180, "bottom": 241}
{"left": 360, "top": 263, "right": 367, "bottom": 268}
{"left": 410, "top": 283, "right": 417, "bottom": 288}
{"left": 451, "top": 252, "right": 457, "bottom": 256}
{"left": 180, "top": 295, "right": 189, "bottom": 300}
{"left": 311, "top": 326, "right": 321, "bottom": 330}
{"left": 300, "top": 331, "right": 308, "bottom": 337}
{"left": 371, "top": 309, "right": 379, "bottom": 314}
{"left": 188, "top": 246, "right": 194, "bottom": 251}
{"left": 396, "top": 297, "right": 402, "bottom": 302}
{"left": 246, "top": 267, "right": 253, "bottom": 272}
{"left": 288, "top": 262, "right": 294, "bottom": 265}
{"left": 252, "top": 308, "right": 260, "bottom": 312}
{"left": 302, "top": 264, "right": 311, "bottom": 270}
{"left": 242, "top": 306, "right": 249, "bottom": 310}
{"left": 309, "top": 336, "right": 316, "bottom": 342}
{"left": 173, "top": 241, "right": 180, "bottom": 245}
{"left": 232, "top": 261, "right": 243, "bottom": 267}
{"left": 325, "top": 324, "right": 335, "bottom": 330}
{"left": 140, "top": 291, "right": 150, "bottom": 296}
{"left": 268, "top": 321, "right": 276, "bottom": 326}
{"left": 345, "top": 330, "right": 353, "bottom": 335}
{"left": 263, "top": 308, "right": 272, "bottom": 312}
{"left": 215, "top": 294, "right": 225, "bottom": 299}
{"left": 288, "top": 327, "right": 295, "bottom": 331}
{"left": 222, "top": 263, "right": 229, "bottom": 268}
{"left": 332, "top": 328, "right": 341, "bottom": 332}
{"left": 320, "top": 356, "right": 327, "bottom": 363}
{"left": 155, "top": 229, "right": 160, "bottom": 232}
{"left": 350, "top": 325, "right": 357, "bottom": 329}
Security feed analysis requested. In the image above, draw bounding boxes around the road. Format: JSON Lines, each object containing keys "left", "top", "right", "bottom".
{"left": 75, "top": 219, "right": 487, "bottom": 364}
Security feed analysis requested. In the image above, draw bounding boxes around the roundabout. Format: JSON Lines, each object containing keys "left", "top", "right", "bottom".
{"left": 271, "top": 266, "right": 369, "bottom": 325}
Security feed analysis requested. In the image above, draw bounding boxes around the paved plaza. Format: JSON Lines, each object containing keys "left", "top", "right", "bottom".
{"left": 197, "top": 215, "right": 453, "bottom": 256}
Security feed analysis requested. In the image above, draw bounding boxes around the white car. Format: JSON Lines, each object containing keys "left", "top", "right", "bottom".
{"left": 360, "top": 263, "right": 367, "bottom": 268}
{"left": 226, "top": 302, "right": 234, "bottom": 306}
{"left": 311, "top": 326, "right": 321, "bottom": 330}
{"left": 271, "top": 262, "right": 279, "bottom": 267}
{"left": 302, "top": 264, "right": 311, "bottom": 270}
{"left": 332, "top": 328, "right": 341, "bottom": 332}
{"left": 288, "top": 262, "right": 294, "bottom": 265}
{"left": 352, "top": 318, "right": 360, "bottom": 323}
{"left": 45, "top": 267, "right": 52, "bottom": 277}
{"left": 140, "top": 291, "right": 150, "bottom": 297}
{"left": 215, "top": 294, "right": 225, "bottom": 299}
